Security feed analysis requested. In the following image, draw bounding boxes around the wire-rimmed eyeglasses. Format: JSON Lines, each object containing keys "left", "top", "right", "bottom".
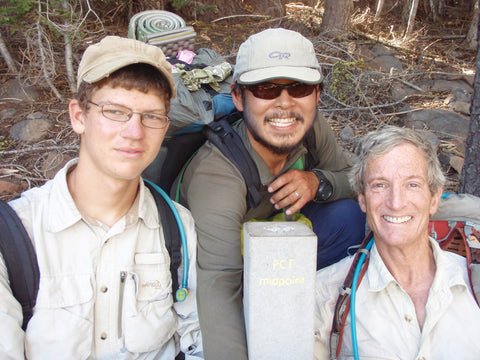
{"left": 87, "top": 100, "right": 170, "bottom": 129}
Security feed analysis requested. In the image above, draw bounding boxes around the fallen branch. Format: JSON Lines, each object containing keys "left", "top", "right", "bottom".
{"left": 0, "top": 145, "right": 78, "bottom": 156}
{"left": 212, "top": 14, "right": 270, "bottom": 23}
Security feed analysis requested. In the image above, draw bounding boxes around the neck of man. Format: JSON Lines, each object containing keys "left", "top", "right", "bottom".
{"left": 66, "top": 161, "right": 140, "bottom": 227}
{"left": 377, "top": 238, "right": 436, "bottom": 329}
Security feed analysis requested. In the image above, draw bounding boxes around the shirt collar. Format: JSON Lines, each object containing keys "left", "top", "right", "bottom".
{"left": 47, "top": 159, "right": 159, "bottom": 232}
{"left": 366, "top": 237, "right": 468, "bottom": 292}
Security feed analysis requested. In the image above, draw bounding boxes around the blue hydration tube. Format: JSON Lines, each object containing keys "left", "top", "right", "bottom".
{"left": 143, "top": 179, "right": 189, "bottom": 301}
{"left": 351, "top": 237, "right": 374, "bottom": 360}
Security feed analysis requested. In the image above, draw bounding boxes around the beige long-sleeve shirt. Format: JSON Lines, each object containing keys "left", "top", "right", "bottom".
{"left": 0, "top": 160, "right": 203, "bottom": 360}
{"left": 314, "top": 238, "right": 480, "bottom": 360}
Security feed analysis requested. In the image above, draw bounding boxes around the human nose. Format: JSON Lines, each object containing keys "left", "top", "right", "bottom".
{"left": 387, "top": 184, "right": 407, "bottom": 209}
{"left": 121, "top": 112, "right": 145, "bottom": 139}
{"left": 274, "top": 88, "right": 295, "bottom": 108}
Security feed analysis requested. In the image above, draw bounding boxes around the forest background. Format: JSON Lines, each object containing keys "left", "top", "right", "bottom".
{"left": 0, "top": 0, "right": 479, "bottom": 200}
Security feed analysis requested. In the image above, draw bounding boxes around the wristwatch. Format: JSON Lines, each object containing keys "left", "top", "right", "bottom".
{"left": 311, "top": 169, "right": 333, "bottom": 202}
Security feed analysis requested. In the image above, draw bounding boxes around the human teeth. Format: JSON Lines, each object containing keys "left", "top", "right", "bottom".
{"left": 268, "top": 118, "right": 296, "bottom": 127}
{"left": 384, "top": 215, "right": 411, "bottom": 223}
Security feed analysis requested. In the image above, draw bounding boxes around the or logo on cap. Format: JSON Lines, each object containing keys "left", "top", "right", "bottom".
{"left": 269, "top": 51, "right": 291, "bottom": 60}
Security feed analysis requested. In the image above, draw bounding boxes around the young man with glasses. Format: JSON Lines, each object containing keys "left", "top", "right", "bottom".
{"left": 1, "top": 36, "right": 203, "bottom": 359}
{"left": 177, "top": 28, "right": 365, "bottom": 359}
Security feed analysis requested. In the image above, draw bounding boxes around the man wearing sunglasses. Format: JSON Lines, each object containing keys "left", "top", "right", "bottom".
{"left": 178, "top": 28, "right": 366, "bottom": 359}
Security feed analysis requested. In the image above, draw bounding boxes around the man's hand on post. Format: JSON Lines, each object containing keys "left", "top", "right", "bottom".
{"left": 268, "top": 169, "right": 319, "bottom": 215}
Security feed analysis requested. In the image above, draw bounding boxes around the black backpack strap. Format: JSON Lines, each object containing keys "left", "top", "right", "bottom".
{"left": 204, "top": 115, "right": 262, "bottom": 209}
{"left": 144, "top": 181, "right": 182, "bottom": 300}
{"left": 304, "top": 127, "right": 319, "bottom": 169}
{"left": 0, "top": 200, "right": 39, "bottom": 331}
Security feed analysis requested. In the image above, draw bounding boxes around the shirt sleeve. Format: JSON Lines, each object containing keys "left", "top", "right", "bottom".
{"left": 311, "top": 112, "right": 356, "bottom": 201}
{"left": 173, "top": 203, "right": 204, "bottom": 359}
{"left": 182, "top": 143, "right": 249, "bottom": 360}
{"left": 0, "top": 252, "right": 27, "bottom": 359}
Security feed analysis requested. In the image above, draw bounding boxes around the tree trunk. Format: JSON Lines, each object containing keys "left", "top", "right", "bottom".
{"left": 320, "top": 0, "right": 353, "bottom": 33}
{"left": 0, "top": 31, "right": 19, "bottom": 74}
{"left": 466, "top": 0, "right": 479, "bottom": 50}
{"left": 375, "top": 0, "right": 385, "bottom": 19}
{"left": 403, "top": 0, "right": 419, "bottom": 40}
{"left": 459, "top": 0, "right": 480, "bottom": 196}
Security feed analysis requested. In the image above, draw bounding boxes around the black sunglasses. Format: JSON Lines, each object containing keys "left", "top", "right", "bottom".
{"left": 242, "top": 82, "right": 318, "bottom": 100}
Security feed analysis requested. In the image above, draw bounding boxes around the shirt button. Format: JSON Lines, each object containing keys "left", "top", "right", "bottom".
{"left": 100, "top": 332, "right": 108, "bottom": 340}
{"left": 404, "top": 315, "right": 413, "bottom": 322}
{"left": 100, "top": 285, "right": 108, "bottom": 293}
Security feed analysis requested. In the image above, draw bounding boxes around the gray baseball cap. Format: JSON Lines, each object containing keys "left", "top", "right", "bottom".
{"left": 233, "top": 28, "right": 322, "bottom": 85}
{"left": 77, "top": 35, "right": 176, "bottom": 98}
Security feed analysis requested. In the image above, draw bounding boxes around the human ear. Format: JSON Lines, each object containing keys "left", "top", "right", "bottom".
{"left": 69, "top": 99, "right": 86, "bottom": 135}
{"left": 358, "top": 193, "right": 367, "bottom": 213}
{"left": 429, "top": 187, "right": 443, "bottom": 216}
{"left": 230, "top": 83, "right": 244, "bottom": 112}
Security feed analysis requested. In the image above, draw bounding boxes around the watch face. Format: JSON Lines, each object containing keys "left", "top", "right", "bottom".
{"left": 317, "top": 176, "right": 333, "bottom": 201}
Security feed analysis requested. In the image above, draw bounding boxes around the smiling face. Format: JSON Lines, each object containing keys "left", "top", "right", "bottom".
{"left": 69, "top": 86, "right": 169, "bottom": 183}
{"left": 358, "top": 143, "right": 442, "bottom": 252}
{"left": 232, "top": 79, "right": 320, "bottom": 155}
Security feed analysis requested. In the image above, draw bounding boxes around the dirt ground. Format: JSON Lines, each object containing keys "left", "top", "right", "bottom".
{"left": 0, "top": 3, "right": 476, "bottom": 200}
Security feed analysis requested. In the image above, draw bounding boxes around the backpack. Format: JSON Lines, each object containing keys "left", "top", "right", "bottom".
{"left": 329, "top": 193, "right": 480, "bottom": 358}
{"left": 0, "top": 179, "right": 186, "bottom": 332}
{"left": 143, "top": 107, "right": 320, "bottom": 210}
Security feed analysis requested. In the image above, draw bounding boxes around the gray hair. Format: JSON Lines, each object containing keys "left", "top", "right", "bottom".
{"left": 349, "top": 126, "right": 445, "bottom": 195}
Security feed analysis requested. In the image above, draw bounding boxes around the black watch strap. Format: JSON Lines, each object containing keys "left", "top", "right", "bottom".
{"left": 312, "top": 169, "right": 333, "bottom": 202}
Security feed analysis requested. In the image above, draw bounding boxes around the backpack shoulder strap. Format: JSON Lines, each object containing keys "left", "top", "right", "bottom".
{"left": 144, "top": 181, "right": 182, "bottom": 301}
{"left": 304, "top": 127, "right": 319, "bottom": 169}
{"left": 330, "top": 231, "right": 373, "bottom": 358}
{"left": 0, "top": 200, "right": 39, "bottom": 331}
{"left": 204, "top": 113, "right": 262, "bottom": 209}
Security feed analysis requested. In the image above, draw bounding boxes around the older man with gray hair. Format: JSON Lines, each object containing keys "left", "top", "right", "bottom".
{"left": 314, "top": 126, "right": 480, "bottom": 359}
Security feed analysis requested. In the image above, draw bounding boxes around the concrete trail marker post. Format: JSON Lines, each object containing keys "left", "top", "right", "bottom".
{"left": 243, "top": 221, "right": 317, "bottom": 360}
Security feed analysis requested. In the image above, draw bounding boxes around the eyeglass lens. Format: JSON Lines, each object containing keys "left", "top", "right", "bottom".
{"left": 245, "top": 82, "right": 316, "bottom": 100}
{"left": 88, "top": 101, "right": 169, "bottom": 129}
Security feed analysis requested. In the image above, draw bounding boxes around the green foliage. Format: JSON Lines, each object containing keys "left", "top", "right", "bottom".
{"left": 0, "top": 0, "right": 34, "bottom": 27}
{"left": 0, "top": 139, "right": 12, "bottom": 151}
{"left": 169, "top": 0, "right": 216, "bottom": 12}
{"left": 329, "top": 59, "right": 367, "bottom": 105}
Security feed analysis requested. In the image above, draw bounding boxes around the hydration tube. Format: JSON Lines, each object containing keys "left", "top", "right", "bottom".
{"left": 351, "top": 236, "right": 374, "bottom": 360}
{"left": 143, "top": 179, "right": 189, "bottom": 302}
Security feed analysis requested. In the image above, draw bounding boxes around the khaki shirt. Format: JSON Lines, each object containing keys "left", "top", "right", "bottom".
{"left": 314, "top": 238, "right": 480, "bottom": 359}
{"left": 0, "top": 160, "right": 203, "bottom": 360}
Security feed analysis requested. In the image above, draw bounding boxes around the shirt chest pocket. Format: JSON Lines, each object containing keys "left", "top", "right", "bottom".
{"left": 26, "top": 273, "right": 94, "bottom": 360}
{"left": 121, "top": 252, "right": 177, "bottom": 353}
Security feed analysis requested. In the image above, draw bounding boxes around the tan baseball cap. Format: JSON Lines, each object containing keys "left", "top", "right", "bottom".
{"left": 77, "top": 35, "right": 176, "bottom": 98}
{"left": 233, "top": 28, "right": 322, "bottom": 85}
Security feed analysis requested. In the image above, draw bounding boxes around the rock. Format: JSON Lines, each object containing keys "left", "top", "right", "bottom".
{"left": 416, "top": 129, "right": 440, "bottom": 149}
{"left": 451, "top": 88, "right": 471, "bottom": 103}
{"left": 370, "top": 43, "right": 398, "bottom": 57}
{"left": 0, "top": 180, "right": 27, "bottom": 195}
{"left": 10, "top": 117, "right": 53, "bottom": 142}
{"left": 0, "top": 78, "right": 40, "bottom": 103}
{"left": 366, "top": 55, "right": 404, "bottom": 72}
{"left": 431, "top": 79, "right": 473, "bottom": 94}
{"left": 390, "top": 83, "right": 423, "bottom": 102}
{"left": 0, "top": 108, "right": 16, "bottom": 120}
{"left": 340, "top": 125, "right": 355, "bottom": 141}
{"left": 403, "top": 109, "right": 470, "bottom": 140}
{"left": 450, "top": 155, "right": 465, "bottom": 174}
